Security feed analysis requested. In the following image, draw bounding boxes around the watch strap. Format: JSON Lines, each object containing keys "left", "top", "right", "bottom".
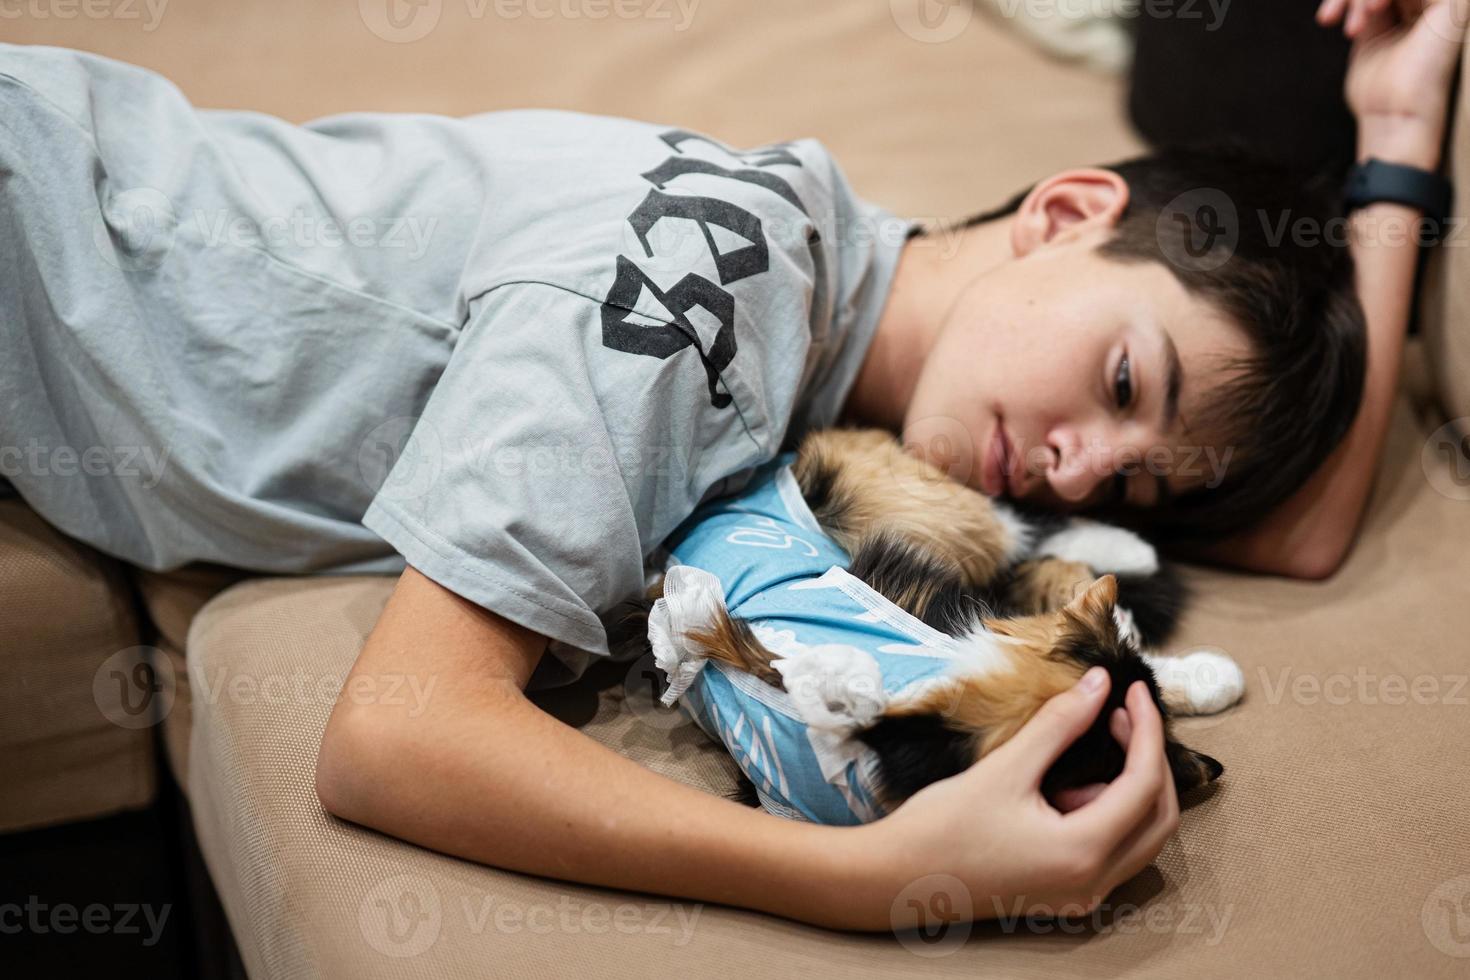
{"left": 1343, "top": 157, "right": 1453, "bottom": 227}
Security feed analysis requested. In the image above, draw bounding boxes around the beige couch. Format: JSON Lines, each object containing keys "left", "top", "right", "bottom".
{"left": 6, "top": 2, "right": 1470, "bottom": 977}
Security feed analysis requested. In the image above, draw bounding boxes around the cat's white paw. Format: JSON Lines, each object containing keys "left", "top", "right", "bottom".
{"left": 1143, "top": 649, "right": 1245, "bottom": 716}
{"left": 1036, "top": 520, "right": 1158, "bottom": 576}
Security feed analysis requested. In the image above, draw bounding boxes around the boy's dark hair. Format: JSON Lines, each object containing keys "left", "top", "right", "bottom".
{"left": 938, "top": 145, "right": 1367, "bottom": 545}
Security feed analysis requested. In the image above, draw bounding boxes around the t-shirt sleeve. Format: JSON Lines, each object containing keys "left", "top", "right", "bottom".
{"left": 360, "top": 281, "right": 772, "bottom": 681}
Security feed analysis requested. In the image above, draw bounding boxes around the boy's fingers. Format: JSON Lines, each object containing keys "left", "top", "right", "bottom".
{"left": 1052, "top": 782, "right": 1107, "bottom": 813}
{"left": 1317, "top": 0, "right": 1349, "bottom": 25}
{"left": 1110, "top": 706, "right": 1131, "bottom": 746}
{"left": 1098, "top": 694, "right": 1181, "bottom": 888}
{"left": 989, "top": 666, "right": 1110, "bottom": 786}
{"left": 1063, "top": 682, "right": 1168, "bottom": 847}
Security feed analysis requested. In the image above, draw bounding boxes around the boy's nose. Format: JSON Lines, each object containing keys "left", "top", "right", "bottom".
{"left": 1045, "top": 430, "right": 1113, "bottom": 504}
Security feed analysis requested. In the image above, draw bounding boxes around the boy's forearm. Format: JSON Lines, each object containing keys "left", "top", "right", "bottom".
{"left": 320, "top": 676, "right": 886, "bottom": 929}
{"left": 1190, "top": 125, "right": 1441, "bottom": 579}
{"left": 1191, "top": 200, "right": 1424, "bottom": 578}
{"left": 314, "top": 568, "right": 895, "bottom": 931}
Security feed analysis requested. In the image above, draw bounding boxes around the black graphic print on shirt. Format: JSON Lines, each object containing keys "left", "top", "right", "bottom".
{"left": 599, "top": 130, "right": 820, "bottom": 410}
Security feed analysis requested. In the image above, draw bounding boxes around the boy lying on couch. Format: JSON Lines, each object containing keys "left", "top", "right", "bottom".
{"left": 1, "top": 0, "right": 1462, "bottom": 930}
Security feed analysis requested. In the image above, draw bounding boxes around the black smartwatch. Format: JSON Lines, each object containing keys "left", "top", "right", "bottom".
{"left": 1342, "top": 157, "right": 1454, "bottom": 243}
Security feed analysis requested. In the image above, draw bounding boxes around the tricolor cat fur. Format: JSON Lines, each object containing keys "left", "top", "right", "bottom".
{"left": 616, "top": 426, "right": 1242, "bottom": 812}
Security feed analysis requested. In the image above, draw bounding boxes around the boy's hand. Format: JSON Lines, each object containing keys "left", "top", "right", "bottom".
{"left": 849, "top": 669, "right": 1179, "bottom": 926}
{"left": 1318, "top": 0, "right": 1469, "bottom": 170}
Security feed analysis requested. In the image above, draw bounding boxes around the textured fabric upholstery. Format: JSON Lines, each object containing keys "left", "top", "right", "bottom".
{"left": 0, "top": 499, "right": 153, "bottom": 831}
{"left": 1421, "top": 38, "right": 1470, "bottom": 430}
{"left": 6, "top": 1, "right": 1470, "bottom": 976}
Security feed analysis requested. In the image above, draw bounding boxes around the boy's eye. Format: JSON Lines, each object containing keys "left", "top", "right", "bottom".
{"left": 1114, "top": 354, "right": 1133, "bottom": 410}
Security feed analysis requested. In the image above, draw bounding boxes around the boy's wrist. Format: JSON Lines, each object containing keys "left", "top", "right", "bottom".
{"left": 809, "top": 821, "right": 904, "bottom": 931}
{"left": 1355, "top": 113, "right": 1445, "bottom": 173}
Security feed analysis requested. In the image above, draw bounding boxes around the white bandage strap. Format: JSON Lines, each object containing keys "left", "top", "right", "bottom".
{"left": 647, "top": 564, "right": 729, "bottom": 706}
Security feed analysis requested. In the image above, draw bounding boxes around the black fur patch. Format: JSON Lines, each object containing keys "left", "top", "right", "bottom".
{"left": 729, "top": 774, "right": 762, "bottom": 808}
{"left": 792, "top": 450, "right": 849, "bottom": 537}
{"left": 847, "top": 531, "right": 961, "bottom": 620}
{"left": 1115, "top": 562, "right": 1189, "bottom": 648}
{"left": 855, "top": 714, "right": 976, "bottom": 804}
{"left": 604, "top": 594, "right": 656, "bottom": 662}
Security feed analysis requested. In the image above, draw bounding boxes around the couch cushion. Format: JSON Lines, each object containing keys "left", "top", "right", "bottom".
{"left": 185, "top": 575, "right": 747, "bottom": 979}
{"left": 133, "top": 564, "right": 251, "bottom": 791}
{"left": 14, "top": 1, "right": 1470, "bottom": 976}
{"left": 0, "top": 499, "right": 154, "bottom": 831}
{"left": 1420, "top": 36, "right": 1470, "bottom": 429}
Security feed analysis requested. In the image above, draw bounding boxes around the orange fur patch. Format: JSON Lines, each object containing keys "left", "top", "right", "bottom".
{"left": 681, "top": 606, "right": 784, "bottom": 687}
{"left": 885, "top": 576, "right": 1119, "bottom": 761}
{"left": 791, "top": 427, "right": 1013, "bottom": 587}
{"left": 1006, "top": 558, "right": 1096, "bottom": 614}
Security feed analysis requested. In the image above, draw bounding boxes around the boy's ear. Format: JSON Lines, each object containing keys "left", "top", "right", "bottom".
{"left": 1010, "top": 168, "right": 1130, "bottom": 257}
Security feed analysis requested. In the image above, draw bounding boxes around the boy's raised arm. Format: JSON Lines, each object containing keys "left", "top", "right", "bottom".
{"left": 1188, "top": 0, "right": 1466, "bottom": 579}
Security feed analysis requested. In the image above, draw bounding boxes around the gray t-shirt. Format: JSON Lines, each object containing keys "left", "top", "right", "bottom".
{"left": 0, "top": 44, "right": 913, "bottom": 681}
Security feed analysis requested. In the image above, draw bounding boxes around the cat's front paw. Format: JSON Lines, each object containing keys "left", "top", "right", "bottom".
{"left": 1143, "top": 649, "right": 1245, "bottom": 716}
{"left": 1036, "top": 520, "right": 1159, "bottom": 577}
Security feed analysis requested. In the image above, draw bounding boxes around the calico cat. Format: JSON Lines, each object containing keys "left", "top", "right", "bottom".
{"left": 616, "top": 426, "right": 1242, "bottom": 817}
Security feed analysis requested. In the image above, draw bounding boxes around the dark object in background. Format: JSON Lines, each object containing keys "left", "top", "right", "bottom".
{"left": 1128, "top": 0, "right": 1356, "bottom": 176}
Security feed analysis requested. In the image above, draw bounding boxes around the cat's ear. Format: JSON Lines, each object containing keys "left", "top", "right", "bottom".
{"left": 1061, "top": 573, "right": 1117, "bottom": 630}
{"left": 1167, "top": 740, "right": 1224, "bottom": 793}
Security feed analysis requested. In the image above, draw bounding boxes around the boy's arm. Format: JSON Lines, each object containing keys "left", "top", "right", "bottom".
{"left": 1185, "top": 0, "right": 1465, "bottom": 579}
{"left": 1184, "top": 200, "right": 1424, "bottom": 580}
{"left": 314, "top": 565, "right": 1179, "bottom": 930}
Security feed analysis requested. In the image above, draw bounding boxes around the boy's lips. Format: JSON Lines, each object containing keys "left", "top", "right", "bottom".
{"left": 984, "top": 421, "right": 1013, "bottom": 497}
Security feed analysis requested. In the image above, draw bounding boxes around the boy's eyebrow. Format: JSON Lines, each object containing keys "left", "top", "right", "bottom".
{"left": 1161, "top": 330, "right": 1183, "bottom": 433}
